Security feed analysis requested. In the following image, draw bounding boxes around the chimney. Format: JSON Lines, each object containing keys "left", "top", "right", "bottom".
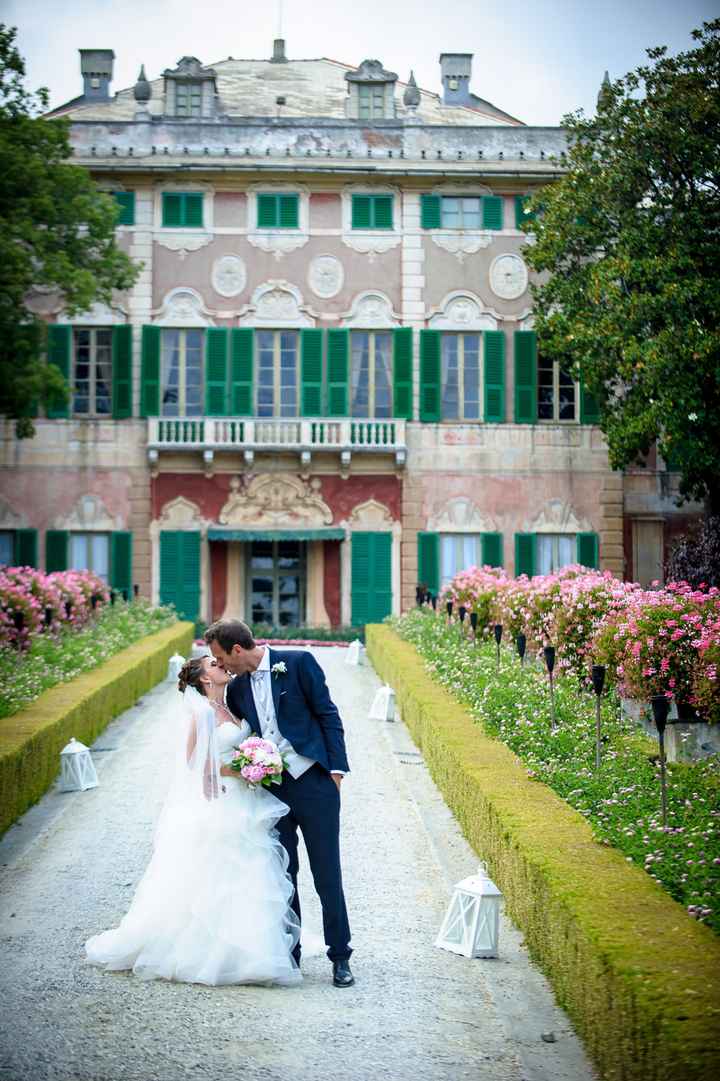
{"left": 439, "top": 53, "right": 473, "bottom": 106}
{"left": 79, "top": 49, "right": 115, "bottom": 100}
{"left": 270, "top": 38, "right": 288, "bottom": 63}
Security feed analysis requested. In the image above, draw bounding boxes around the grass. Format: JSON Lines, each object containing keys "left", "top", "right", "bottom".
{"left": 393, "top": 609, "right": 720, "bottom": 935}
{"left": 0, "top": 600, "right": 177, "bottom": 719}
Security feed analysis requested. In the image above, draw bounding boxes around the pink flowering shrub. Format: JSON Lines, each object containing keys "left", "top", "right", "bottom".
{"left": 439, "top": 562, "right": 720, "bottom": 721}
{"left": 0, "top": 567, "right": 110, "bottom": 648}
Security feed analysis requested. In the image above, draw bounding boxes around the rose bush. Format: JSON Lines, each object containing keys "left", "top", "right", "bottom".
{"left": 0, "top": 566, "right": 110, "bottom": 648}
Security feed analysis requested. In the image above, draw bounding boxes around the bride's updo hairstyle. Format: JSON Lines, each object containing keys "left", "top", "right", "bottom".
{"left": 178, "top": 657, "right": 207, "bottom": 695}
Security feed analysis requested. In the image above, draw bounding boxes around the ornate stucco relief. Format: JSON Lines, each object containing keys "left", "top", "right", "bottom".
{"left": 54, "top": 494, "right": 120, "bottom": 531}
{"left": 219, "top": 475, "right": 333, "bottom": 529}
{"left": 428, "top": 292, "right": 500, "bottom": 331}
{"left": 428, "top": 497, "right": 498, "bottom": 533}
{"left": 0, "top": 498, "right": 26, "bottom": 530}
{"left": 155, "top": 232, "right": 213, "bottom": 257}
{"left": 211, "top": 255, "right": 247, "bottom": 298}
{"left": 341, "top": 291, "right": 399, "bottom": 329}
{"left": 153, "top": 287, "right": 214, "bottom": 327}
{"left": 158, "top": 496, "right": 204, "bottom": 529}
{"left": 238, "top": 282, "right": 316, "bottom": 328}
{"left": 307, "top": 255, "right": 344, "bottom": 299}
{"left": 528, "top": 500, "right": 592, "bottom": 534}
{"left": 347, "top": 499, "right": 394, "bottom": 529}
{"left": 430, "top": 232, "right": 493, "bottom": 261}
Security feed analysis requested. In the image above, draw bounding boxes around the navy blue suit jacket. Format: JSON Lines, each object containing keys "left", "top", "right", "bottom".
{"left": 226, "top": 648, "right": 350, "bottom": 774}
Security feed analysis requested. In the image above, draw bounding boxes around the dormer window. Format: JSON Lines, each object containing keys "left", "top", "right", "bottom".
{"left": 345, "top": 59, "right": 398, "bottom": 121}
{"left": 163, "top": 56, "right": 217, "bottom": 119}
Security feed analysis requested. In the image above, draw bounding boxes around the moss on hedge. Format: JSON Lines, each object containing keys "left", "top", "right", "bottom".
{"left": 367, "top": 624, "right": 720, "bottom": 1081}
{"left": 0, "top": 622, "right": 194, "bottom": 836}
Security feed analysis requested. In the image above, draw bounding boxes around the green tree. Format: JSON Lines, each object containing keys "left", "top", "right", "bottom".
{"left": 524, "top": 20, "right": 720, "bottom": 510}
{"left": 0, "top": 25, "right": 139, "bottom": 436}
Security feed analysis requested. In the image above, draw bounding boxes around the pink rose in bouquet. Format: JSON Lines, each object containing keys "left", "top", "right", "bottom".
{"left": 230, "top": 736, "right": 286, "bottom": 788}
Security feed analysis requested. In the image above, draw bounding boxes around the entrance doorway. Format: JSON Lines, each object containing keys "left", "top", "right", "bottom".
{"left": 248, "top": 540, "right": 306, "bottom": 627}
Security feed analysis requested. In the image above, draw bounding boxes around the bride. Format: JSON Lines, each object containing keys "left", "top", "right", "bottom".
{"left": 85, "top": 656, "right": 301, "bottom": 986}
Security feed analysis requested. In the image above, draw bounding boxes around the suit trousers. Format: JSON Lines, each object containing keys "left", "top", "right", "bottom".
{"left": 274, "top": 764, "right": 352, "bottom": 963}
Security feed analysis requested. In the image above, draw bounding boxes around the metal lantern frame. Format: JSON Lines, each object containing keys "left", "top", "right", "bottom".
{"left": 435, "top": 863, "right": 502, "bottom": 959}
{"left": 59, "top": 737, "right": 99, "bottom": 793}
{"left": 369, "top": 683, "right": 396, "bottom": 722}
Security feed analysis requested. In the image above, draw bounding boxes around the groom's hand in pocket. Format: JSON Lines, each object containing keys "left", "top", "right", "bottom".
{"left": 330, "top": 772, "right": 344, "bottom": 792}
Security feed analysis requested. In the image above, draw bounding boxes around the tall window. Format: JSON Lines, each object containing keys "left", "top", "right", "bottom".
{"left": 441, "top": 333, "right": 480, "bottom": 420}
{"left": 73, "top": 329, "right": 112, "bottom": 416}
{"left": 175, "top": 82, "right": 202, "bottom": 117}
{"left": 70, "top": 533, "right": 110, "bottom": 582}
{"left": 441, "top": 197, "right": 482, "bottom": 229}
{"left": 441, "top": 534, "right": 482, "bottom": 587}
{"left": 358, "top": 84, "right": 386, "bottom": 119}
{"left": 0, "top": 532, "right": 13, "bottom": 567}
{"left": 256, "top": 331, "right": 299, "bottom": 418}
{"left": 351, "top": 332, "right": 392, "bottom": 417}
{"left": 537, "top": 534, "right": 575, "bottom": 575}
{"left": 538, "top": 357, "right": 577, "bottom": 421}
{"left": 160, "top": 329, "right": 203, "bottom": 417}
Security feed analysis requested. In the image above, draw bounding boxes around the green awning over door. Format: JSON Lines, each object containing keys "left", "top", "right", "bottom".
{"left": 207, "top": 528, "right": 345, "bottom": 542}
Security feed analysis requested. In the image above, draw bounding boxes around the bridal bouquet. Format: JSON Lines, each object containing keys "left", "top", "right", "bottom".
{"left": 230, "top": 736, "right": 286, "bottom": 788}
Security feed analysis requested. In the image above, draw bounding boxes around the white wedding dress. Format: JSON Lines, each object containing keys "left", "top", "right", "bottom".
{"left": 85, "top": 688, "right": 301, "bottom": 986}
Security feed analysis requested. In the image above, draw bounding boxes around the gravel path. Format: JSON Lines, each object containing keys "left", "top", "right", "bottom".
{"left": 0, "top": 647, "right": 596, "bottom": 1081}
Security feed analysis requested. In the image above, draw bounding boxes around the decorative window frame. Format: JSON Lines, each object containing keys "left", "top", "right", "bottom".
{"left": 237, "top": 281, "right": 317, "bottom": 329}
{"left": 340, "top": 291, "right": 400, "bottom": 329}
{"left": 53, "top": 495, "right": 121, "bottom": 532}
{"left": 427, "top": 497, "right": 499, "bottom": 534}
{"left": 424, "top": 183, "right": 504, "bottom": 259}
{"left": 526, "top": 500, "right": 592, "bottom": 535}
{"left": 246, "top": 182, "right": 310, "bottom": 257}
{"left": 153, "top": 181, "right": 214, "bottom": 255}
{"left": 152, "top": 287, "right": 215, "bottom": 328}
{"left": 57, "top": 300, "right": 129, "bottom": 326}
{"left": 428, "top": 291, "right": 502, "bottom": 331}
{"left": 341, "top": 184, "right": 402, "bottom": 256}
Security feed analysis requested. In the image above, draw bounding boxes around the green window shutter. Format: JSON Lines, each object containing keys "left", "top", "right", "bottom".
{"left": 301, "top": 329, "right": 323, "bottom": 416}
{"left": 230, "top": 328, "right": 254, "bottom": 415}
{"left": 205, "top": 328, "right": 229, "bottom": 415}
{"left": 514, "top": 331, "right": 537, "bottom": 423}
{"left": 14, "top": 529, "right": 38, "bottom": 567}
{"left": 580, "top": 376, "right": 601, "bottom": 424}
{"left": 257, "top": 194, "right": 278, "bottom": 228}
{"left": 420, "top": 194, "right": 441, "bottom": 230}
{"left": 327, "top": 329, "right": 349, "bottom": 416}
{"left": 482, "top": 195, "right": 504, "bottom": 230}
{"left": 279, "top": 194, "right": 299, "bottom": 228}
{"left": 114, "top": 191, "right": 135, "bottom": 226}
{"left": 351, "top": 195, "right": 372, "bottom": 230}
{"left": 515, "top": 195, "right": 536, "bottom": 229}
{"left": 373, "top": 195, "right": 393, "bottom": 229}
{"left": 351, "top": 532, "right": 392, "bottom": 625}
{"left": 140, "top": 325, "right": 161, "bottom": 417}
{"left": 47, "top": 324, "right": 71, "bottom": 418}
{"left": 483, "top": 330, "right": 505, "bottom": 423}
{"left": 45, "top": 530, "right": 69, "bottom": 573}
{"left": 184, "top": 193, "right": 203, "bottom": 227}
{"left": 577, "top": 532, "right": 599, "bottom": 569}
{"left": 392, "top": 327, "right": 413, "bottom": 420}
{"left": 515, "top": 533, "right": 536, "bottom": 577}
{"left": 160, "top": 531, "right": 201, "bottom": 622}
{"left": 482, "top": 532, "right": 504, "bottom": 568}
{"left": 110, "top": 531, "right": 133, "bottom": 594}
{"left": 417, "top": 532, "right": 439, "bottom": 594}
{"left": 162, "top": 192, "right": 183, "bottom": 227}
{"left": 419, "top": 330, "right": 441, "bottom": 422}
{"left": 112, "top": 325, "right": 133, "bottom": 419}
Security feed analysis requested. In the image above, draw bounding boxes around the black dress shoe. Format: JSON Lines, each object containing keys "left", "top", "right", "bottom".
{"left": 332, "top": 960, "right": 355, "bottom": 987}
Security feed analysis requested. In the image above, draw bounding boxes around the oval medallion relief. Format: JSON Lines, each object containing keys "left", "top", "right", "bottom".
{"left": 211, "top": 255, "right": 247, "bottom": 298}
{"left": 308, "top": 255, "right": 344, "bottom": 299}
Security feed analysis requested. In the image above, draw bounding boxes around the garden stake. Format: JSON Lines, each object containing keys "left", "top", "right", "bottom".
{"left": 494, "top": 624, "right": 503, "bottom": 669}
{"left": 591, "top": 664, "right": 606, "bottom": 770}
{"left": 446, "top": 600, "right": 453, "bottom": 624}
{"left": 470, "top": 611, "right": 478, "bottom": 639}
{"left": 44, "top": 606, "right": 53, "bottom": 626}
{"left": 516, "top": 633, "right": 527, "bottom": 668}
{"left": 431, "top": 594, "right": 437, "bottom": 611}
{"left": 544, "top": 645, "right": 556, "bottom": 731}
{"left": 416, "top": 586, "right": 424, "bottom": 607}
{"left": 651, "top": 695, "right": 670, "bottom": 828}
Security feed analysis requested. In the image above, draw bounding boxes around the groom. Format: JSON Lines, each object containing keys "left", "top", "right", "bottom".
{"left": 204, "top": 619, "right": 354, "bottom": 987}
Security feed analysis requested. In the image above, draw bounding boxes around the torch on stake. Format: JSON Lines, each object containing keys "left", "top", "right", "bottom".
{"left": 544, "top": 646, "right": 556, "bottom": 732}
{"left": 494, "top": 624, "right": 503, "bottom": 669}
{"left": 516, "top": 633, "right": 527, "bottom": 668}
{"left": 651, "top": 695, "right": 670, "bottom": 828}
{"left": 591, "top": 665, "right": 606, "bottom": 770}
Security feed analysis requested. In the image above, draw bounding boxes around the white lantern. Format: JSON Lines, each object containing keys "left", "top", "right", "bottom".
{"left": 435, "top": 863, "right": 502, "bottom": 959}
{"left": 345, "top": 639, "right": 365, "bottom": 666}
{"left": 369, "top": 684, "right": 395, "bottom": 721}
{"left": 59, "top": 737, "right": 99, "bottom": 793}
{"left": 167, "top": 653, "right": 185, "bottom": 681}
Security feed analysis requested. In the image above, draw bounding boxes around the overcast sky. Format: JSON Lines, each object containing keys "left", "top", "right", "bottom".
{"left": 3, "top": 0, "right": 717, "bottom": 125}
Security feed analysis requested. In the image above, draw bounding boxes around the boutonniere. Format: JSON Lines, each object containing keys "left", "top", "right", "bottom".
{"left": 271, "top": 661, "right": 287, "bottom": 679}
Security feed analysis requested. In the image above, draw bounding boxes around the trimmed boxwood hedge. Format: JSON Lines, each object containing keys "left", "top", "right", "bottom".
{"left": 0, "top": 621, "right": 194, "bottom": 837}
{"left": 366, "top": 624, "right": 720, "bottom": 1081}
